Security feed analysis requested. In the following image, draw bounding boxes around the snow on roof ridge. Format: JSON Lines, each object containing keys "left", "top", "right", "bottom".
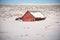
{"left": 30, "top": 11, "right": 45, "bottom": 18}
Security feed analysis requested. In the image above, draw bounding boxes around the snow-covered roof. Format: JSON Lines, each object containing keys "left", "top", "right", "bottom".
{"left": 30, "top": 11, "right": 45, "bottom": 18}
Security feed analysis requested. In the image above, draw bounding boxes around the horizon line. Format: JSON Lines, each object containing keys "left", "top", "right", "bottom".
{"left": 0, "top": 3, "right": 60, "bottom": 5}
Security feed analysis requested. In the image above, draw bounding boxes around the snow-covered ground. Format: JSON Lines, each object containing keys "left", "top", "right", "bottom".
{"left": 0, "top": 5, "right": 60, "bottom": 40}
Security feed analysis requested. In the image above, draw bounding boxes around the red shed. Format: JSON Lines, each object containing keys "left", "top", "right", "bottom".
{"left": 20, "top": 11, "right": 46, "bottom": 22}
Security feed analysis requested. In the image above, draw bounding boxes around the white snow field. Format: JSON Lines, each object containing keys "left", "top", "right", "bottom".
{"left": 0, "top": 5, "right": 60, "bottom": 40}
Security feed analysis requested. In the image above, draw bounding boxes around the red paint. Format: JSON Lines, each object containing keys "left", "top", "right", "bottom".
{"left": 22, "top": 11, "right": 35, "bottom": 21}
